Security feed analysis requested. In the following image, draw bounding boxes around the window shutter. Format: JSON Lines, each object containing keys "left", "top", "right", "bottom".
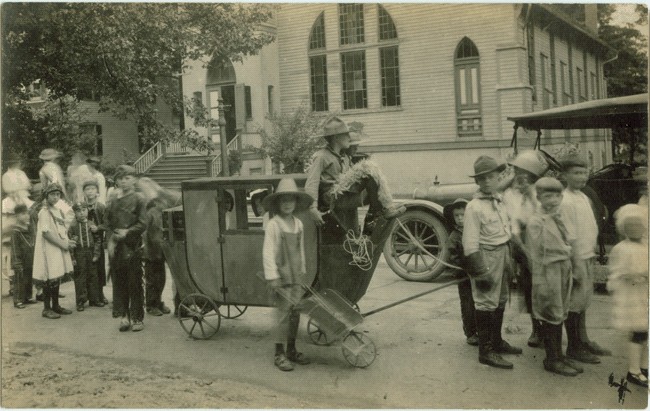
{"left": 234, "top": 83, "right": 247, "bottom": 132}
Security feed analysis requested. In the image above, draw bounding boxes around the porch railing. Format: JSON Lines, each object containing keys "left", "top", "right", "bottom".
{"left": 133, "top": 141, "right": 189, "bottom": 174}
{"left": 209, "top": 133, "right": 241, "bottom": 177}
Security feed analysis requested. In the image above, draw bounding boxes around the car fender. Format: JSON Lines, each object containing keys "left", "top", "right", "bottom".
{"left": 394, "top": 199, "right": 445, "bottom": 220}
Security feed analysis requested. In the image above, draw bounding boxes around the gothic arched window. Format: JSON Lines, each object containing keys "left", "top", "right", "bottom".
{"left": 454, "top": 37, "right": 482, "bottom": 136}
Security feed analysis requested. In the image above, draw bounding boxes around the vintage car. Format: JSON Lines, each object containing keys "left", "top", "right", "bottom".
{"left": 383, "top": 93, "right": 648, "bottom": 282}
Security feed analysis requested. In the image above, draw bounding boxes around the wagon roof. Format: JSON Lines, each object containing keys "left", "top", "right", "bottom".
{"left": 508, "top": 94, "right": 648, "bottom": 130}
{"left": 181, "top": 173, "right": 307, "bottom": 190}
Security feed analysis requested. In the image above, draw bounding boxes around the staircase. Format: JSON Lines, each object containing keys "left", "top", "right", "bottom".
{"left": 144, "top": 155, "right": 210, "bottom": 191}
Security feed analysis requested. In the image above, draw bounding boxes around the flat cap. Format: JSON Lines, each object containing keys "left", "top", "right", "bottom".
{"left": 535, "top": 177, "right": 564, "bottom": 193}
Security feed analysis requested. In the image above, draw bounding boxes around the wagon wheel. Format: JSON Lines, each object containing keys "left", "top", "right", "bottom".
{"left": 306, "top": 319, "right": 331, "bottom": 346}
{"left": 341, "top": 331, "right": 376, "bottom": 368}
{"left": 178, "top": 293, "right": 221, "bottom": 340}
{"left": 218, "top": 305, "right": 248, "bottom": 319}
{"left": 383, "top": 210, "right": 449, "bottom": 282}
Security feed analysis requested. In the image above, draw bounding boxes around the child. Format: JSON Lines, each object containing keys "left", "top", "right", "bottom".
{"left": 10, "top": 204, "right": 36, "bottom": 308}
{"left": 143, "top": 198, "right": 170, "bottom": 316}
{"left": 462, "top": 156, "right": 520, "bottom": 369}
{"left": 526, "top": 177, "right": 582, "bottom": 377}
{"left": 443, "top": 198, "right": 477, "bottom": 346}
{"left": 32, "top": 183, "right": 76, "bottom": 319}
{"left": 262, "top": 178, "right": 313, "bottom": 371}
{"left": 83, "top": 178, "right": 108, "bottom": 304}
{"left": 68, "top": 202, "right": 103, "bottom": 311}
{"left": 104, "top": 165, "right": 147, "bottom": 332}
{"left": 559, "top": 155, "right": 609, "bottom": 363}
{"left": 608, "top": 204, "right": 648, "bottom": 387}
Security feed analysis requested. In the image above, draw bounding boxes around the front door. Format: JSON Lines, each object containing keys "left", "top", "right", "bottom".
{"left": 207, "top": 85, "right": 238, "bottom": 144}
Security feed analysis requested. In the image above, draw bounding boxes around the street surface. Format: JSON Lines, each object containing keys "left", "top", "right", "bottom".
{"left": 2, "top": 260, "right": 648, "bottom": 408}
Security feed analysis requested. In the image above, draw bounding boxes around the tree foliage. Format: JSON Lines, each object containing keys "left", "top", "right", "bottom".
{"left": 2, "top": 3, "right": 274, "bottom": 161}
{"left": 256, "top": 106, "right": 328, "bottom": 174}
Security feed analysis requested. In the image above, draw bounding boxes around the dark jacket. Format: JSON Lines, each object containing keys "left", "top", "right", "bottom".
{"left": 68, "top": 220, "right": 102, "bottom": 261}
{"left": 104, "top": 191, "right": 147, "bottom": 250}
{"left": 10, "top": 224, "right": 33, "bottom": 276}
{"left": 143, "top": 205, "right": 164, "bottom": 261}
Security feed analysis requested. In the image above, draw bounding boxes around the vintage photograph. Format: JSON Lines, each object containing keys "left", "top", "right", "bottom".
{"left": 1, "top": 2, "right": 648, "bottom": 408}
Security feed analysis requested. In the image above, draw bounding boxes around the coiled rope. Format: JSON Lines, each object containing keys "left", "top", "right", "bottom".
{"left": 342, "top": 230, "right": 374, "bottom": 271}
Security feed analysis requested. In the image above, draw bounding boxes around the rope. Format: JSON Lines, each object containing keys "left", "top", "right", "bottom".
{"left": 342, "top": 230, "right": 374, "bottom": 271}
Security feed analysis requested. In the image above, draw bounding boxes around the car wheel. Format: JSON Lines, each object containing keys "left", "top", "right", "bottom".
{"left": 383, "top": 210, "right": 449, "bottom": 282}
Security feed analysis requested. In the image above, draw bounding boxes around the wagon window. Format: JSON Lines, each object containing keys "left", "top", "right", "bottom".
{"left": 219, "top": 186, "right": 271, "bottom": 232}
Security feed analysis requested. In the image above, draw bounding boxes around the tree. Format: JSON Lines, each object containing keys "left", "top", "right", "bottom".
{"left": 2, "top": 3, "right": 274, "bottom": 159}
{"left": 256, "top": 106, "right": 328, "bottom": 174}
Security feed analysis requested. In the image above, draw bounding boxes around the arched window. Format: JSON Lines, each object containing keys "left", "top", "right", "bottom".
{"left": 206, "top": 57, "right": 236, "bottom": 85}
{"left": 454, "top": 37, "right": 482, "bottom": 136}
{"left": 378, "top": 5, "right": 400, "bottom": 107}
{"left": 309, "top": 13, "right": 328, "bottom": 111}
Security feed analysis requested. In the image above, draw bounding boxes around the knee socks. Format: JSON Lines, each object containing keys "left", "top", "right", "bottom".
{"left": 51, "top": 284, "right": 60, "bottom": 308}
{"left": 43, "top": 286, "right": 52, "bottom": 310}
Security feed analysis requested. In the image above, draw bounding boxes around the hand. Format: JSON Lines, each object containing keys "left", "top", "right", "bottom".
{"left": 89, "top": 223, "right": 98, "bottom": 233}
{"left": 268, "top": 278, "right": 282, "bottom": 289}
{"left": 92, "top": 256, "right": 99, "bottom": 263}
{"left": 309, "top": 207, "right": 325, "bottom": 226}
{"left": 113, "top": 229, "right": 128, "bottom": 240}
{"left": 67, "top": 239, "right": 77, "bottom": 250}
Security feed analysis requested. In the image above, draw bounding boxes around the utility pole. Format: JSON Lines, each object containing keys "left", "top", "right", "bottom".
{"left": 217, "top": 96, "right": 230, "bottom": 176}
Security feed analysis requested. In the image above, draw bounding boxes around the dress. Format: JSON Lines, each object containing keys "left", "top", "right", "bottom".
{"left": 2, "top": 167, "right": 32, "bottom": 205}
{"left": 607, "top": 240, "right": 649, "bottom": 332}
{"left": 32, "top": 206, "right": 74, "bottom": 285}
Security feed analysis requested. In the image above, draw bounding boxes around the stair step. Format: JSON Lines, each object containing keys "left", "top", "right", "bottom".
{"left": 148, "top": 166, "right": 208, "bottom": 173}
{"left": 162, "top": 156, "right": 212, "bottom": 162}
{"left": 145, "top": 175, "right": 204, "bottom": 182}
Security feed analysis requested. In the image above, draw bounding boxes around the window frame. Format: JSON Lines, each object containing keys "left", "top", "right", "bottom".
{"left": 454, "top": 37, "right": 482, "bottom": 137}
{"left": 338, "top": 4, "right": 365, "bottom": 46}
{"left": 309, "top": 54, "right": 329, "bottom": 112}
{"left": 340, "top": 50, "right": 368, "bottom": 110}
{"left": 379, "top": 46, "right": 401, "bottom": 108}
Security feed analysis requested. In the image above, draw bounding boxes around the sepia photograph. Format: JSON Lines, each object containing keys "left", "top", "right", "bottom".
{"left": 1, "top": 2, "right": 648, "bottom": 408}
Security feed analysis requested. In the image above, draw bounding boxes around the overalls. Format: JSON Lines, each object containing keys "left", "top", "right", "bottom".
{"left": 273, "top": 230, "right": 304, "bottom": 343}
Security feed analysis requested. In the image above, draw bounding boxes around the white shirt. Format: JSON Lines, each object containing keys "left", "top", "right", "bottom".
{"left": 560, "top": 188, "right": 598, "bottom": 260}
{"left": 262, "top": 215, "right": 306, "bottom": 281}
{"left": 503, "top": 186, "right": 539, "bottom": 237}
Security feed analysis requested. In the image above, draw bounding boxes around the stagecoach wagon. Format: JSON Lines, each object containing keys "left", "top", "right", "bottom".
{"left": 160, "top": 174, "right": 398, "bottom": 367}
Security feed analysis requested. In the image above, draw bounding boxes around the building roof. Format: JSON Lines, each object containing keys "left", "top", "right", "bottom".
{"left": 508, "top": 94, "right": 648, "bottom": 130}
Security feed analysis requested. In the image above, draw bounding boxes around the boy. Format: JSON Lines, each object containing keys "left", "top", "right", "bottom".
{"left": 83, "top": 179, "right": 108, "bottom": 304}
{"left": 69, "top": 202, "right": 103, "bottom": 311}
{"left": 463, "top": 156, "right": 521, "bottom": 369}
{"left": 262, "top": 178, "right": 313, "bottom": 371}
{"left": 143, "top": 198, "right": 171, "bottom": 316}
{"left": 305, "top": 117, "right": 403, "bottom": 237}
{"left": 104, "top": 165, "right": 147, "bottom": 332}
{"left": 444, "top": 198, "right": 477, "bottom": 346}
{"left": 527, "top": 177, "right": 582, "bottom": 376}
{"left": 559, "top": 155, "right": 609, "bottom": 363}
{"left": 10, "top": 204, "right": 36, "bottom": 308}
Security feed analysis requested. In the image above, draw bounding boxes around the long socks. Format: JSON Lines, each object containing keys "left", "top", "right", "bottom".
{"left": 51, "top": 283, "right": 60, "bottom": 309}
{"left": 275, "top": 343, "right": 284, "bottom": 356}
{"left": 43, "top": 285, "right": 52, "bottom": 311}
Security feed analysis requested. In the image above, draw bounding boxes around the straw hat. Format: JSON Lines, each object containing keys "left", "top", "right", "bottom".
{"left": 509, "top": 150, "right": 549, "bottom": 178}
{"left": 262, "top": 178, "right": 313, "bottom": 213}
{"left": 39, "top": 148, "right": 62, "bottom": 161}
{"left": 322, "top": 117, "right": 350, "bottom": 139}
{"left": 469, "top": 156, "right": 506, "bottom": 177}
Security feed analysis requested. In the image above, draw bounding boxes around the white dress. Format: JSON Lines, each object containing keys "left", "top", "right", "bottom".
{"left": 32, "top": 206, "right": 74, "bottom": 284}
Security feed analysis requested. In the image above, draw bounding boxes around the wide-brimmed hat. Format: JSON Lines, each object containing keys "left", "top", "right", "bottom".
{"left": 469, "top": 156, "right": 506, "bottom": 177}
{"left": 322, "top": 117, "right": 350, "bottom": 139}
{"left": 114, "top": 164, "right": 137, "bottom": 180}
{"left": 39, "top": 148, "right": 62, "bottom": 161}
{"left": 559, "top": 154, "right": 588, "bottom": 171}
{"left": 509, "top": 150, "right": 549, "bottom": 178}
{"left": 443, "top": 198, "right": 469, "bottom": 225}
{"left": 86, "top": 156, "right": 102, "bottom": 165}
{"left": 42, "top": 182, "right": 65, "bottom": 197}
{"left": 262, "top": 178, "right": 313, "bottom": 214}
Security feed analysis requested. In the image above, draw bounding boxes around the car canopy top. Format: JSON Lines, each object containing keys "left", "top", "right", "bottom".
{"left": 507, "top": 93, "right": 648, "bottom": 151}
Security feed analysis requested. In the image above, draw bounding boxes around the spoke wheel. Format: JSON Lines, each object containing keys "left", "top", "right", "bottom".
{"left": 383, "top": 210, "right": 449, "bottom": 281}
{"left": 178, "top": 293, "right": 221, "bottom": 340}
{"left": 307, "top": 318, "right": 331, "bottom": 346}
{"left": 341, "top": 331, "right": 376, "bottom": 368}
{"left": 219, "top": 305, "right": 248, "bottom": 319}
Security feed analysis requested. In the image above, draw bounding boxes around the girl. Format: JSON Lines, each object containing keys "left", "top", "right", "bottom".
{"left": 262, "top": 178, "right": 313, "bottom": 371}
{"left": 32, "top": 183, "right": 76, "bottom": 319}
{"left": 608, "top": 204, "right": 648, "bottom": 387}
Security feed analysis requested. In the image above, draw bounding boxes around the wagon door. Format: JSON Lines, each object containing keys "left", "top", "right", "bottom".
{"left": 183, "top": 188, "right": 225, "bottom": 302}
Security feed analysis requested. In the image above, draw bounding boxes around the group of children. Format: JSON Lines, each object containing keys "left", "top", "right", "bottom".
{"left": 446, "top": 151, "right": 648, "bottom": 387}
{"left": 6, "top": 151, "right": 172, "bottom": 333}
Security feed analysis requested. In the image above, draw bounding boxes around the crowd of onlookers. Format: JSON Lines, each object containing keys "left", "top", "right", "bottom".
{"left": 2, "top": 148, "right": 175, "bottom": 333}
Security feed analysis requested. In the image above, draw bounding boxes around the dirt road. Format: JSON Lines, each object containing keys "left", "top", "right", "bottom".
{"left": 2, "top": 262, "right": 648, "bottom": 408}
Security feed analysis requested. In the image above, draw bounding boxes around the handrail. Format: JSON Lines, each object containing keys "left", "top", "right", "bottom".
{"left": 209, "top": 133, "right": 241, "bottom": 177}
{"left": 134, "top": 141, "right": 163, "bottom": 174}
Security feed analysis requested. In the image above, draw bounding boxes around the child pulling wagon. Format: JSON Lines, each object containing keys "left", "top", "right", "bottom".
{"left": 262, "top": 178, "right": 314, "bottom": 371}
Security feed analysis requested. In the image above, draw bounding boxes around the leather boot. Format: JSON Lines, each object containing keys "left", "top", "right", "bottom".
{"left": 491, "top": 308, "right": 522, "bottom": 355}
{"left": 528, "top": 318, "right": 543, "bottom": 348}
{"left": 476, "top": 310, "right": 513, "bottom": 369}
{"left": 565, "top": 312, "right": 600, "bottom": 364}
{"left": 555, "top": 324, "right": 583, "bottom": 373}
{"left": 542, "top": 322, "right": 578, "bottom": 377}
